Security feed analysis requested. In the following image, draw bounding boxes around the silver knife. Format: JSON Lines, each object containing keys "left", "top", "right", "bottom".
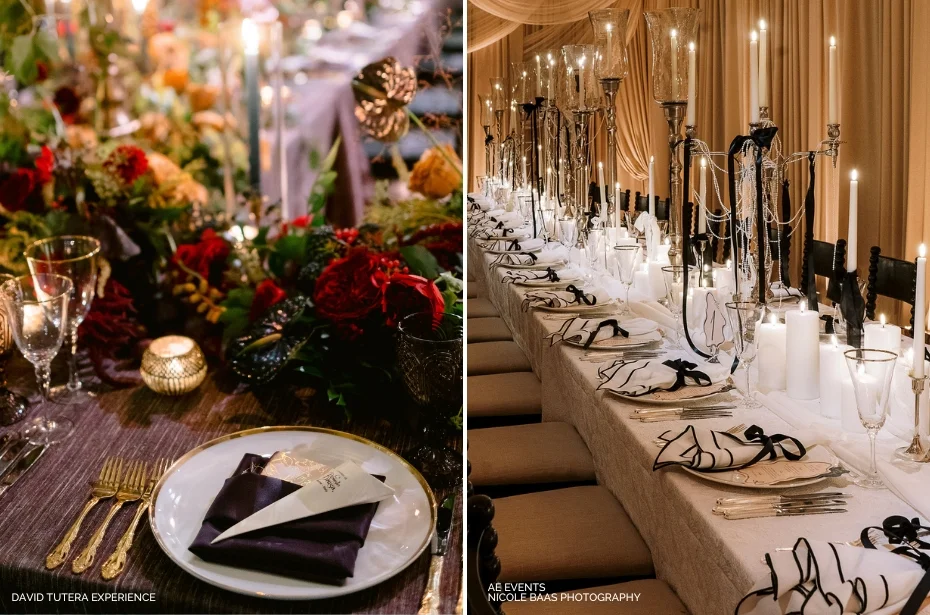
{"left": 0, "top": 444, "right": 46, "bottom": 498}
{"left": 724, "top": 507, "right": 847, "bottom": 520}
{"left": 418, "top": 493, "right": 455, "bottom": 615}
{"left": 0, "top": 435, "right": 28, "bottom": 478}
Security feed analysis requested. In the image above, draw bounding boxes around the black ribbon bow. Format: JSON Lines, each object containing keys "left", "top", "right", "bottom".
{"left": 860, "top": 515, "right": 930, "bottom": 615}
{"left": 485, "top": 133, "right": 494, "bottom": 146}
{"left": 506, "top": 239, "right": 522, "bottom": 252}
{"left": 728, "top": 126, "right": 779, "bottom": 157}
{"left": 661, "top": 359, "right": 712, "bottom": 391}
{"left": 583, "top": 319, "right": 629, "bottom": 349}
{"left": 739, "top": 425, "right": 807, "bottom": 462}
{"left": 565, "top": 284, "right": 596, "bottom": 306}
{"left": 543, "top": 267, "right": 560, "bottom": 283}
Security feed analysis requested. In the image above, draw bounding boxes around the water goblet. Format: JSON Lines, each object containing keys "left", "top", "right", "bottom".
{"left": 24, "top": 236, "right": 101, "bottom": 402}
{"left": 0, "top": 273, "right": 75, "bottom": 440}
{"left": 0, "top": 273, "right": 27, "bottom": 425}
{"left": 585, "top": 229, "right": 605, "bottom": 282}
{"left": 559, "top": 217, "right": 578, "bottom": 250}
{"left": 662, "top": 266, "right": 696, "bottom": 349}
{"left": 612, "top": 245, "right": 641, "bottom": 317}
{"left": 844, "top": 348, "right": 897, "bottom": 489}
{"left": 725, "top": 301, "right": 765, "bottom": 409}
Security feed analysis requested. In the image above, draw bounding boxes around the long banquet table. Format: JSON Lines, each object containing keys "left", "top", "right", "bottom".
{"left": 0, "top": 361, "right": 461, "bottom": 614}
{"left": 468, "top": 235, "right": 926, "bottom": 615}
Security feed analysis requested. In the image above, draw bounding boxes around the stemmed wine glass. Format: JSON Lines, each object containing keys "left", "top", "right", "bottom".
{"left": 662, "top": 265, "right": 696, "bottom": 348}
{"left": 0, "top": 273, "right": 28, "bottom": 425}
{"left": 24, "top": 236, "right": 101, "bottom": 402}
{"left": 612, "top": 245, "right": 641, "bottom": 317}
{"left": 586, "top": 227, "right": 605, "bottom": 276}
{"left": 725, "top": 301, "right": 765, "bottom": 409}
{"left": 559, "top": 217, "right": 578, "bottom": 250}
{"left": 0, "top": 273, "right": 75, "bottom": 441}
{"left": 844, "top": 348, "right": 897, "bottom": 489}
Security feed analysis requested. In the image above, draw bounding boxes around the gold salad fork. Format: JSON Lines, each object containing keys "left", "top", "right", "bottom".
{"left": 46, "top": 457, "right": 122, "bottom": 569}
{"left": 72, "top": 460, "right": 147, "bottom": 573}
{"left": 101, "top": 458, "right": 170, "bottom": 579}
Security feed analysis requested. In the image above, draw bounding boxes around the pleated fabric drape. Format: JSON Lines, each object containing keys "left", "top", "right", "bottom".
{"left": 471, "top": 0, "right": 620, "bottom": 25}
{"left": 467, "top": 0, "right": 927, "bottom": 323}
{"left": 468, "top": 2, "right": 522, "bottom": 52}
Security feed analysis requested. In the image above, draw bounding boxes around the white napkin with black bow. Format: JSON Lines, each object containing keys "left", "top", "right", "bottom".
{"left": 470, "top": 211, "right": 524, "bottom": 230}
{"left": 737, "top": 534, "right": 930, "bottom": 615}
{"left": 501, "top": 266, "right": 582, "bottom": 285}
{"left": 548, "top": 316, "right": 660, "bottom": 348}
{"left": 597, "top": 353, "right": 731, "bottom": 398}
{"left": 472, "top": 225, "right": 532, "bottom": 241}
{"left": 491, "top": 245, "right": 568, "bottom": 267}
{"left": 482, "top": 237, "right": 545, "bottom": 253}
{"left": 521, "top": 284, "right": 609, "bottom": 311}
{"left": 467, "top": 193, "right": 492, "bottom": 211}
{"left": 653, "top": 424, "right": 807, "bottom": 472}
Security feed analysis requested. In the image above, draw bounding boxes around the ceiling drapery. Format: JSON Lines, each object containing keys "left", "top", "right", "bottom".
{"left": 468, "top": 2, "right": 522, "bottom": 52}
{"left": 470, "top": 0, "right": 620, "bottom": 25}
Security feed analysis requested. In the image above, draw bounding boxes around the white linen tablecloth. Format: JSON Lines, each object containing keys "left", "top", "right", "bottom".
{"left": 467, "top": 235, "right": 925, "bottom": 615}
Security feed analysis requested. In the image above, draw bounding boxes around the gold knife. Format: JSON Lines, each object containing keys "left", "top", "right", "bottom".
{"left": 418, "top": 494, "right": 455, "bottom": 615}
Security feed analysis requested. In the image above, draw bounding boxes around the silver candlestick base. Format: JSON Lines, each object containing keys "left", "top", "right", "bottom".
{"left": 823, "top": 123, "right": 841, "bottom": 167}
{"left": 899, "top": 373, "right": 928, "bottom": 462}
{"left": 759, "top": 106, "right": 770, "bottom": 121}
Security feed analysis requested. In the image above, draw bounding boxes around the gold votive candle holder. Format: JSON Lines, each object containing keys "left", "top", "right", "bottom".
{"left": 141, "top": 335, "right": 207, "bottom": 395}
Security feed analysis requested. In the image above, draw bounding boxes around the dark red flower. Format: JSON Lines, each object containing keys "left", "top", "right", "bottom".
{"left": 0, "top": 169, "right": 37, "bottom": 212}
{"left": 36, "top": 61, "right": 48, "bottom": 82}
{"left": 104, "top": 145, "right": 149, "bottom": 185}
{"left": 53, "top": 87, "right": 81, "bottom": 124}
{"left": 380, "top": 272, "right": 445, "bottom": 327}
{"left": 281, "top": 214, "right": 312, "bottom": 236}
{"left": 250, "top": 279, "right": 287, "bottom": 321}
{"left": 313, "top": 246, "right": 383, "bottom": 322}
{"left": 34, "top": 146, "right": 54, "bottom": 184}
{"left": 173, "top": 228, "right": 230, "bottom": 281}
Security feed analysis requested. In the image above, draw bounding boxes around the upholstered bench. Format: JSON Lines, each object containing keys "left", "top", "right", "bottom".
{"left": 467, "top": 317, "right": 513, "bottom": 343}
{"left": 467, "top": 297, "right": 499, "bottom": 319}
{"left": 503, "top": 579, "right": 688, "bottom": 614}
{"left": 467, "top": 372, "right": 541, "bottom": 420}
{"left": 467, "top": 341, "right": 532, "bottom": 376}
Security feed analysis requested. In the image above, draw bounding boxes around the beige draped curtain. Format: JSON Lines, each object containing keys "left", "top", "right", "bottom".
{"left": 471, "top": 0, "right": 621, "bottom": 25}
{"left": 468, "top": 3, "right": 521, "bottom": 52}
{"left": 468, "top": 0, "right": 929, "bottom": 325}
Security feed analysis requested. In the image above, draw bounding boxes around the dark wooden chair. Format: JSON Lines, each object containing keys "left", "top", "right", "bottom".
{"left": 800, "top": 239, "right": 845, "bottom": 304}
{"left": 468, "top": 486, "right": 503, "bottom": 615}
{"left": 866, "top": 246, "right": 917, "bottom": 332}
{"left": 633, "top": 193, "right": 669, "bottom": 221}
{"left": 615, "top": 189, "right": 631, "bottom": 215}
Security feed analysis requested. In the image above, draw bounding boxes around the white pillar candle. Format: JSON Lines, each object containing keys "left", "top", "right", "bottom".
{"left": 864, "top": 314, "right": 901, "bottom": 358}
{"left": 686, "top": 41, "right": 696, "bottom": 125}
{"left": 634, "top": 262, "right": 653, "bottom": 300}
{"left": 670, "top": 30, "right": 679, "bottom": 100}
{"left": 698, "top": 157, "right": 707, "bottom": 234}
{"left": 614, "top": 182, "right": 622, "bottom": 231}
{"left": 648, "top": 261, "right": 667, "bottom": 301}
{"left": 598, "top": 162, "right": 607, "bottom": 213}
{"left": 648, "top": 156, "right": 655, "bottom": 215}
{"left": 916, "top": 244, "right": 927, "bottom": 378}
{"left": 558, "top": 159, "right": 565, "bottom": 196}
{"left": 847, "top": 169, "right": 858, "bottom": 271}
{"left": 656, "top": 238, "right": 672, "bottom": 264}
{"left": 758, "top": 20, "right": 768, "bottom": 108}
{"left": 786, "top": 300, "right": 821, "bottom": 399}
{"left": 757, "top": 313, "right": 787, "bottom": 392}
{"left": 819, "top": 335, "right": 849, "bottom": 419}
{"left": 828, "top": 37, "right": 838, "bottom": 124}
{"left": 749, "top": 31, "right": 759, "bottom": 124}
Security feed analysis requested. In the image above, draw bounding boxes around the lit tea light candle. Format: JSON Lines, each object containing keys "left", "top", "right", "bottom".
{"left": 141, "top": 335, "right": 207, "bottom": 395}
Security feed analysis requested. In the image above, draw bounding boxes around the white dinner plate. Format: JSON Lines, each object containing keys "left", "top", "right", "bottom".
{"left": 149, "top": 427, "right": 436, "bottom": 600}
{"left": 608, "top": 381, "right": 735, "bottom": 405}
{"left": 681, "top": 445, "right": 839, "bottom": 490}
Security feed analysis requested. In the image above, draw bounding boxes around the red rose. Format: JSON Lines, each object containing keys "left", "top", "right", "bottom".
{"left": 35, "top": 146, "right": 54, "bottom": 184}
{"left": 280, "top": 214, "right": 312, "bottom": 236}
{"left": 173, "top": 228, "right": 230, "bottom": 281}
{"left": 0, "top": 169, "right": 37, "bottom": 212}
{"left": 380, "top": 272, "right": 445, "bottom": 327}
{"left": 250, "top": 279, "right": 287, "bottom": 321}
{"left": 313, "top": 247, "right": 383, "bottom": 322}
{"left": 104, "top": 145, "right": 149, "bottom": 185}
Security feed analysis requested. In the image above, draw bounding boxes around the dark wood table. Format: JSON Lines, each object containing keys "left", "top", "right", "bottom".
{"left": 0, "top": 356, "right": 462, "bottom": 614}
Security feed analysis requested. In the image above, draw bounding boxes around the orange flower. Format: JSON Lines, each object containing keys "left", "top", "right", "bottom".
{"left": 407, "top": 144, "right": 461, "bottom": 199}
{"left": 163, "top": 69, "right": 190, "bottom": 94}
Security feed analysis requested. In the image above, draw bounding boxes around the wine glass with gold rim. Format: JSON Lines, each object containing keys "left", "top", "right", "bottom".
{"left": 24, "top": 235, "right": 101, "bottom": 403}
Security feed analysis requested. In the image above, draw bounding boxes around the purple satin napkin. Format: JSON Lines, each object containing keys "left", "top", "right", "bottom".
{"left": 188, "top": 453, "right": 381, "bottom": 584}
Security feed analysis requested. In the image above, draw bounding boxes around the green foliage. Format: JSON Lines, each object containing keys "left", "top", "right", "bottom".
{"left": 307, "top": 138, "right": 341, "bottom": 227}
{"left": 0, "top": 210, "right": 51, "bottom": 274}
{"left": 6, "top": 31, "right": 57, "bottom": 85}
{"left": 399, "top": 244, "right": 440, "bottom": 279}
{"left": 217, "top": 287, "right": 255, "bottom": 344}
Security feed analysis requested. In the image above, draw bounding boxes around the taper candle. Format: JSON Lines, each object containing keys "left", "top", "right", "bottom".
{"left": 648, "top": 156, "right": 655, "bottom": 215}
{"left": 828, "top": 37, "right": 838, "bottom": 124}
{"left": 598, "top": 162, "right": 607, "bottom": 212}
{"left": 670, "top": 30, "right": 679, "bottom": 100}
{"left": 749, "top": 31, "right": 759, "bottom": 124}
{"left": 614, "top": 182, "right": 621, "bottom": 232}
{"left": 758, "top": 20, "right": 768, "bottom": 107}
{"left": 686, "top": 41, "right": 696, "bottom": 125}
{"left": 242, "top": 18, "right": 261, "bottom": 192}
{"left": 271, "top": 21, "right": 289, "bottom": 221}
{"left": 847, "top": 169, "right": 858, "bottom": 271}
{"left": 916, "top": 244, "right": 927, "bottom": 377}
{"left": 698, "top": 157, "right": 707, "bottom": 234}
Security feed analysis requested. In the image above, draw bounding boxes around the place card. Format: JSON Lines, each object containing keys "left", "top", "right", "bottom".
{"left": 212, "top": 460, "right": 395, "bottom": 543}
{"left": 734, "top": 460, "right": 834, "bottom": 486}
{"left": 260, "top": 451, "right": 332, "bottom": 486}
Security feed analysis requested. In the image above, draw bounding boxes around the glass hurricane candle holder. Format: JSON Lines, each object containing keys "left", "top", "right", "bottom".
{"left": 489, "top": 77, "right": 507, "bottom": 111}
{"left": 511, "top": 61, "right": 532, "bottom": 105}
{"left": 561, "top": 44, "right": 600, "bottom": 112}
{"left": 479, "top": 93, "right": 492, "bottom": 128}
{"left": 644, "top": 8, "right": 700, "bottom": 104}
{"left": 590, "top": 9, "right": 631, "bottom": 81}
{"left": 141, "top": 335, "right": 207, "bottom": 396}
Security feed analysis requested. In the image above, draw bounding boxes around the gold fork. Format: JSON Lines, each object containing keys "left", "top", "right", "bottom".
{"left": 653, "top": 423, "right": 746, "bottom": 448}
{"left": 46, "top": 457, "right": 122, "bottom": 569}
{"left": 101, "top": 458, "right": 170, "bottom": 580}
{"left": 72, "top": 460, "right": 147, "bottom": 573}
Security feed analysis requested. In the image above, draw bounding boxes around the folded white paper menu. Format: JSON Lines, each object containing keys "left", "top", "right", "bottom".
{"left": 211, "top": 460, "right": 395, "bottom": 543}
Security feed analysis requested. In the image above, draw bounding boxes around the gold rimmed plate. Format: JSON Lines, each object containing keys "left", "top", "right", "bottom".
{"left": 683, "top": 445, "right": 839, "bottom": 490}
{"left": 148, "top": 426, "right": 436, "bottom": 600}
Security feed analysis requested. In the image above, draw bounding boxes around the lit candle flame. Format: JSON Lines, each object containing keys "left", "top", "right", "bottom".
{"left": 920, "top": 243, "right": 927, "bottom": 259}
{"left": 769, "top": 313, "right": 777, "bottom": 325}
{"left": 850, "top": 169, "right": 858, "bottom": 181}
{"left": 242, "top": 18, "right": 259, "bottom": 55}
{"left": 751, "top": 31, "right": 758, "bottom": 42}
{"left": 689, "top": 41, "right": 695, "bottom": 52}
{"left": 759, "top": 19, "right": 767, "bottom": 31}
{"left": 800, "top": 299, "right": 808, "bottom": 313}
{"left": 830, "top": 36, "right": 837, "bottom": 48}
{"left": 880, "top": 313, "right": 886, "bottom": 326}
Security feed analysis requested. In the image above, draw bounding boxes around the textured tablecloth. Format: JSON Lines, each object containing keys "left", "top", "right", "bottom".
{"left": 0, "top": 361, "right": 461, "bottom": 615}
{"left": 468, "top": 236, "right": 923, "bottom": 615}
{"left": 260, "top": 8, "right": 432, "bottom": 228}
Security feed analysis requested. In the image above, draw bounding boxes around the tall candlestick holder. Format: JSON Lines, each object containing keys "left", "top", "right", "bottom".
{"left": 823, "top": 123, "right": 842, "bottom": 167}
{"left": 601, "top": 79, "right": 621, "bottom": 226}
{"left": 494, "top": 110, "right": 504, "bottom": 184}
{"left": 572, "top": 110, "right": 594, "bottom": 235}
{"left": 483, "top": 125, "right": 493, "bottom": 185}
{"left": 662, "top": 102, "right": 686, "bottom": 266}
{"left": 901, "top": 373, "right": 928, "bottom": 462}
